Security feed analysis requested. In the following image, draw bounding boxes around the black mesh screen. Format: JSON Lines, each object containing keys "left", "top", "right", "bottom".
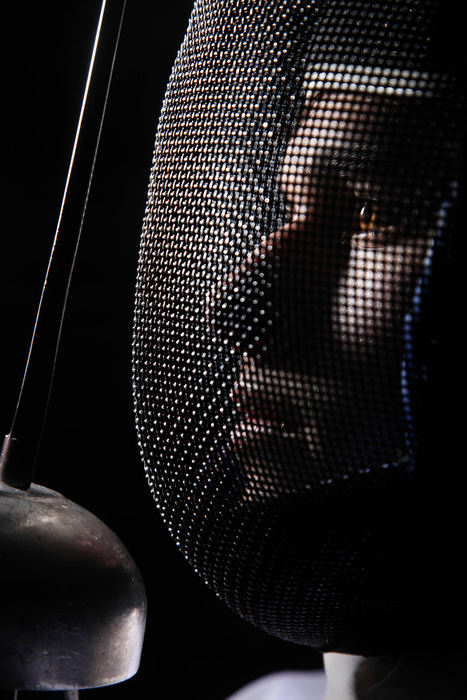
{"left": 133, "top": 0, "right": 465, "bottom": 654}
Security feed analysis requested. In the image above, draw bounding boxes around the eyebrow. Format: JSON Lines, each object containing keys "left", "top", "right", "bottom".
{"left": 324, "top": 134, "right": 435, "bottom": 187}
{"left": 299, "top": 93, "right": 454, "bottom": 188}
{"left": 327, "top": 142, "right": 381, "bottom": 178}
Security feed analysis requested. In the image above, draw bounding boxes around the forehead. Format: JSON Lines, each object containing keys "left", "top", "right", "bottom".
{"left": 288, "top": 90, "right": 434, "bottom": 155}
{"left": 283, "top": 88, "right": 450, "bottom": 192}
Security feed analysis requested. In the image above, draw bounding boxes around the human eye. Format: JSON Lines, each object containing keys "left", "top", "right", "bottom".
{"left": 350, "top": 198, "right": 402, "bottom": 249}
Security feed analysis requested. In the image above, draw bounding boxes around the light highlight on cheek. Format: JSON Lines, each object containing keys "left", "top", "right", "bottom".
{"left": 333, "top": 237, "right": 435, "bottom": 348}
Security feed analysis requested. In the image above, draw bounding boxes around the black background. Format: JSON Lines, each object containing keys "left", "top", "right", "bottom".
{"left": 1, "top": 3, "right": 322, "bottom": 698}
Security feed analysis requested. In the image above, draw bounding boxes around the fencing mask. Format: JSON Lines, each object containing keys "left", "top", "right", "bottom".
{"left": 133, "top": 0, "right": 465, "bottom": 655}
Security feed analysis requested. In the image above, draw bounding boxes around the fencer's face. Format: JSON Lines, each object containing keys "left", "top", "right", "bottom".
{"left": 214, "top": 89, "right": 447, "bottom": 494}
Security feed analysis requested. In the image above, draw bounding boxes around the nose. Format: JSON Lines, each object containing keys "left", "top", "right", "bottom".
{"left": 211, "top": 227, "right": 281, "bottom": 356}
{"left": 210, "top": 194, "right": 352, "bottom": 365}
{"left": 211, "top": 218, "right": 320, "bottom": 359}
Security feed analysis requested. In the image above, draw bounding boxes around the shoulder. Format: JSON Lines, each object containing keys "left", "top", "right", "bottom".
{"left": 225, "top": 670, "right": 326, "bottom": 700}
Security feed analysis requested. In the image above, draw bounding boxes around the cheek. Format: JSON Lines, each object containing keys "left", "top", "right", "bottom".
{"left": 332, "top": 239, "right": 432, "bottom": 349}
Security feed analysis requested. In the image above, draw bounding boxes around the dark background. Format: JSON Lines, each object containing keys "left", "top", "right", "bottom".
{"left": 1, "top": 3, "right": 322, "bottom": 698}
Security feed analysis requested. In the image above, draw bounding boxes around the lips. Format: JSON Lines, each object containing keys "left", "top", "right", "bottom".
{"left": 232, "top": 390, "right": 301, "bottom": 434}
{"left": 229, "top": 355, "right": 308, "bottom": 438}
{"left": 228, "top": 367, "right": 316, "bottom": 500}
